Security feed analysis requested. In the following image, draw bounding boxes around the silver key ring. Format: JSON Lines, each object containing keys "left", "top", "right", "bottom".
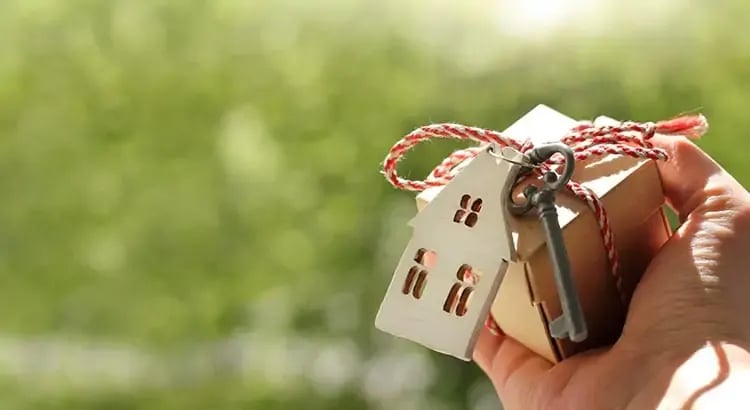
{"left": 507, "top": 143, "right": 576, "bottom": 216}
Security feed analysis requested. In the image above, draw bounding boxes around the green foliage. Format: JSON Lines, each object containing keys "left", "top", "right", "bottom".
{"left": 0, "top": 0, "right": 747, "bottom": 408}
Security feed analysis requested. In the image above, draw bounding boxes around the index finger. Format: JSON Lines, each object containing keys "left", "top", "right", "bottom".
{"left": 649, "top": 134, "right": 750, "bottom": 221}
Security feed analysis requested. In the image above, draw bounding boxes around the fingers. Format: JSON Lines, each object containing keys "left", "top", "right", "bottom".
{"left": 474, "top": 326, "right": 552, "bottom": 408}
{"left": 649, "top": 135, "right": 749, "bottom": 221}
{"left": 473, "top": 325, "right": 504, "bottom": 375}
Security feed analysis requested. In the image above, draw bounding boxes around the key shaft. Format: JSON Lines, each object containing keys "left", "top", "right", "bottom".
{"left": 532, "top": 188, "right": 587, "bottom": 342}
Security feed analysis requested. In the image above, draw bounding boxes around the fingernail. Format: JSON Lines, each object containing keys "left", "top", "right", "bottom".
{"left": 485, "top": 315, "right": 504, "bottom": 337}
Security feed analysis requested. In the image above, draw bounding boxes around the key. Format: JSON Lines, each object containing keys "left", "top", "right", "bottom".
{"left": 509, "top": 143, "right": 588, "bottom": 343}
{"left": 531, "top": 175, "right": 588, "bottom": 342}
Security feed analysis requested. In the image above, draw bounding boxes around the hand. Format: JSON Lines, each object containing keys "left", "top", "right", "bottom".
{"left": 473, "top": 135, "right": 750, "bottom": 409}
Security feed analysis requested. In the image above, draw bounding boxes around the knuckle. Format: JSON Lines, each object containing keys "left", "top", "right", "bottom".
{"left": 668, "top": 137, "right": 701, "bottom": 162}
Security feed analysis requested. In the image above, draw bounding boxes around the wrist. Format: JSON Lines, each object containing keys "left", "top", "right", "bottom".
{"left": 632, "top": 341, "right": 750, "bottom": 409}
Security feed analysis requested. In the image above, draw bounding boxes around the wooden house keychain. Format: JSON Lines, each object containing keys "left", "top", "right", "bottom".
{"left": 375, "top": 138, "right": 587, "bottom": 360}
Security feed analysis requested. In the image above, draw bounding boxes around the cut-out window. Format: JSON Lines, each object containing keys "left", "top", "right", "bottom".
{"left": 444, "top": 264, "right": 480, "bottom": 317}
{"left": 402, "top": 248, "right": 436, "bottom": 299}
{"left": 460, "top": 194, "right": 471, "bottom": 208}
{"left": 442, "top": 283, "right": 461, "bottom": 313}
{"left": 456, "top": 287, "right": 473, "bottom": 317}
{"left": 413, "top": 271, "right": 427, "bottom": 298}
{"left": 456, "top": 264, "right": 480, "bottom": 285}
{"left": 471, "top": 199, "right": 483, "bottom": 212}
{"left": 402, "top": 266, "right": 419, "bottom": 294}
{"left": 453, "top": 194, "right": 482, "bottom": 228}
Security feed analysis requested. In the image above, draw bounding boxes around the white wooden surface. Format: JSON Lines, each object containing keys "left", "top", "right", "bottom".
{"left": 375, "top": 146, "right": 525, "bottom": 360}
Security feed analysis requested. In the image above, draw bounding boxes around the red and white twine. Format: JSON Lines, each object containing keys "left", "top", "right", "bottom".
{"left": 382, "top": 114, "right": 709, "bottom": 336}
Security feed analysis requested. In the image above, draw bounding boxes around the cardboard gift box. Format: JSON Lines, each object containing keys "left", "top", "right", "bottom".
{"left": 415, "top": 105, "right": 672, "bottom": 362}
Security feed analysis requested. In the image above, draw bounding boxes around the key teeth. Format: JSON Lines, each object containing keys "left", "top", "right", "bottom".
{"left": 549, "top": 315, "right": 588, "bottom": 342}
{"left": 570, "top": 329, "right": 588, "bottom": 343}
{"left": 548, "top": 315, "right": 568, "bottom": 339}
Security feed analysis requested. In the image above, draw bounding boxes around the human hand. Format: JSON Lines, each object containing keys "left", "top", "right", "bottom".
{"left": 473, "top": 135, "right": 750, "bottom": 409}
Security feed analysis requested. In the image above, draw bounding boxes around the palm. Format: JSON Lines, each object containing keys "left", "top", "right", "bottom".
{"left": 473, "top": 237, "right": 696, "bottom": 409}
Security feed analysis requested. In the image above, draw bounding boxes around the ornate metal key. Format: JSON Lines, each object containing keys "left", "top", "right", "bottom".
{"left": 509, "top": 143, "right": 588, "bottom": 343}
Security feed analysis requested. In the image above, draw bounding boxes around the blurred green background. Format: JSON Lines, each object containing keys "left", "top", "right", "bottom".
{"left": 0, "top": 0, "right": 748, "bottom": 409}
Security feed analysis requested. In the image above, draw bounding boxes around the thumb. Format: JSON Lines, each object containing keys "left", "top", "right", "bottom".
{"left": 473, "top": 326, "right": 552, "bottom": 408}
{"left": 649, "top": 135, "right": 750, "bottom": 221}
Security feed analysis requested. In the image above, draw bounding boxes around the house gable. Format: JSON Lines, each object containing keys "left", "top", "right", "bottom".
{"left": 408, "top": 146, "right": 524, "bottom": 270}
